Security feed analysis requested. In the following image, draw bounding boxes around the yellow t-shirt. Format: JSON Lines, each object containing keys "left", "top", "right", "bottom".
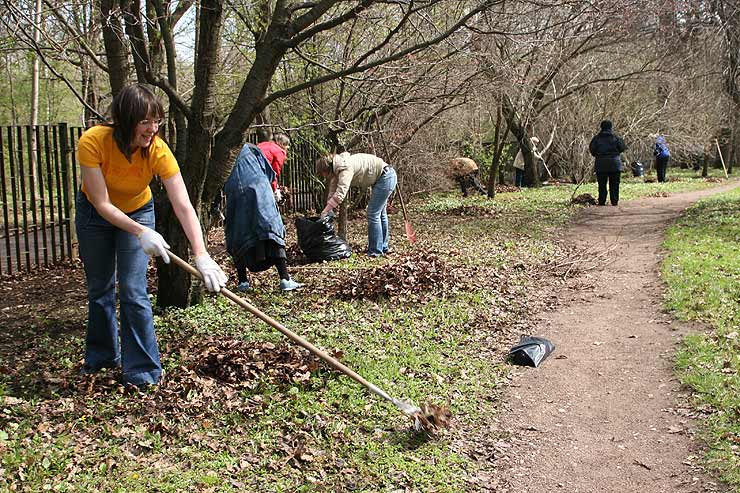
{"left": 77, "top": 125, "right": 180, "bottom": 213}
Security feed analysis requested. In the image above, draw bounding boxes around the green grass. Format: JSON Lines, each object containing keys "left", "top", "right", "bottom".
{"left": 1, "top": 171, "right": 733, "bottom": 492}
{"left": 663, "top": 186, "right": 740, "bottom": 487}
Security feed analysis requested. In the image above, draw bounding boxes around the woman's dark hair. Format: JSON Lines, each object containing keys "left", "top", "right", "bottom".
{"left": 109, "top": 84, "right": 165, "bottom": 159}
{"left": 600, "top": 120, "right": 613, "bottom": 131}
{"left": 256, "top": 127, "right": 273, "bottom": 143}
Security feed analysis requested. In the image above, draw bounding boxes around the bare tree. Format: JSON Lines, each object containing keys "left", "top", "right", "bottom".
{"left": 92, "top": 0, "right": 498, "bottom": 306}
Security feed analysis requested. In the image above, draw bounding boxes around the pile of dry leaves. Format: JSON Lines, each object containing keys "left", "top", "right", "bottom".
{"left": 332, "top": 249, "right": 459, "bottom": 301}
{"left": 20, "top": 336, "right": 331, "bottom": 427}
{"left": 194, "top": 337, "right": 322, "bottom": 388}
{"left": 571, "top": 193, "right": 597, "bottom": 205}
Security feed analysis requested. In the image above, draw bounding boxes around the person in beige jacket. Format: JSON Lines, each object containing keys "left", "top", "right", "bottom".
{"left": 316, "top": 152, "right": 397, "bottom": 257}
{"left": 449, "top": 157, "right": 486, "bottom": 197}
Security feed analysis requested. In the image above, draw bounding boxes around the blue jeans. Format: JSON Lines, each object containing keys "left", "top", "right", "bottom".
{"left": 75, "top": 192, "right": 161, "bottom": 386}
{"left": 367, "top": 167, "right": 397, "bottom": 255}
{"left": 514, "top": 168, "right": 525, "bottom": 187}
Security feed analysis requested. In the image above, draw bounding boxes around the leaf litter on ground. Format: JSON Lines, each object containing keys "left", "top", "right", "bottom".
{"left": 332, "top": 248, "right": 462, "bottom": 301}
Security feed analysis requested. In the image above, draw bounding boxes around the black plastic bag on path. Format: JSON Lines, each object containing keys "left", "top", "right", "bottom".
{"left": 508, "top": 336, "right": 556, "bottom": 368}
{"left": 295, "top": 215, "right": 352, "bottom": 262}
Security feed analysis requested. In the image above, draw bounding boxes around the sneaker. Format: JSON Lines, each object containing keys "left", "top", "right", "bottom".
{"left": 279, "top": 278, "right": 304, "bottom": 292}
{"left": 236, "top": 281, "right": 252, "bottom": 292}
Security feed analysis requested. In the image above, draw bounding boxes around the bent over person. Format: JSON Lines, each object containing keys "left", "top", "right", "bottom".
{"left": 589, "top": 120, "right": 627, "bottom": 206}
{"left": 225, "top": 143, "right": 303, "bottom": 292}
{"left": 256, "top": 128, "right": 291, "bottom": 203}
{"left": 75, "top": 83, "right": 227, "bottom": 387}
{"left": 316, "top": 152, "right": 397, "bottom": 257}
{"left": 449, "top": 157, "right": 486, "bottom": 197}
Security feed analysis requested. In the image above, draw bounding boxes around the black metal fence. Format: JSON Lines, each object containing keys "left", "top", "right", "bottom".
{"left": 243, "top": 131, "right": 325, "bottom": 214}
{"left": 278, "top": 136, "right": 325, "bottom": 213}
{"left": 0, "top": 124, "right": 322, "bottom": 274}
{"left": 0, "top": 124, "right": 79, "bottom": 275}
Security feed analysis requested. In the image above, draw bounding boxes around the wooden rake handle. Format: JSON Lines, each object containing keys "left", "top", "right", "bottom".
{"left": 167, "top": 251, "right": 401, "bottom": 408}
{"left": 396, "top": 180, "right": 410, "bottom": 223}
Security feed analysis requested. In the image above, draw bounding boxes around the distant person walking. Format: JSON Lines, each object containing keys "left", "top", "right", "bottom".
{"left": 589, "top": 120, "right": 627, "bottom": 206}
{"left": 653, "top": 135, "right": 670, "bottom": 183}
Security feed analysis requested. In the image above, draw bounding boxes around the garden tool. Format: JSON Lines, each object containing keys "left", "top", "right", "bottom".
{"left": 395, "top": 182, "right": 417, "bottom": 244}
{"left": 168, "top": 251, "right": 449, "bottom": 431}
{"left": 374, "top": 117, "right": 417, "bottom": 244}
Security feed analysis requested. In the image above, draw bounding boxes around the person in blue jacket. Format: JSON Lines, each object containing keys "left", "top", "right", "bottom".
{"left": 589, "top": 120, "right": 627, "bottom": 206}
{"left": 654, "top": 135, "right": 670, "bottom": 183}
{"left": 224, "top": 143, "right": 303, "bottom": 292}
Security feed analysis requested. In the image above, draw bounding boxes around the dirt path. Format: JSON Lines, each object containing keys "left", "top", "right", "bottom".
{"left": 491, "top": 182, "right": 740, "bottom": 492}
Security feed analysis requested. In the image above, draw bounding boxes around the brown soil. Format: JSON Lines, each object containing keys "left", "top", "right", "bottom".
{"left": 487, "top": 182, "right": 740, "bottom": 492}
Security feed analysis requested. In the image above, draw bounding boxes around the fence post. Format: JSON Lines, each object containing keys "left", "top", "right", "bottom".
{"left": 58, "top": 122, "right": 75, "bottom": 259}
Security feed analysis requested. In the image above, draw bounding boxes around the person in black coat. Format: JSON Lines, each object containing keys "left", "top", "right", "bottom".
{"left": 589, "top": 120, "right": 627, "bottom": 206}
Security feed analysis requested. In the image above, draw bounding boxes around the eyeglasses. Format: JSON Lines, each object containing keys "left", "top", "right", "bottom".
{"left": 138, "top": 118, "right": 165, "bottom": 127}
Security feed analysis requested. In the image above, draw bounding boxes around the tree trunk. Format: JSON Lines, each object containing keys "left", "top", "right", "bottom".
{"left": 728, "top": 116, "right": 737, "bottom": 174}
{"left": 31, "top": 0, "right": 41, "bottom": 127}
{"left": 718, "top": 127, "right": 732, "bottom": 175}
{"left": 81, "top": 65, "right": 98, "bottom": 127}
{"left": 155, "top": 0, "right": 299, "bottom": 307}
{"left": 99, "top": 0, "right": 129, "bottom": 96}
{"left": 338, "top": 201, "right": 348, "bottom": 240}
{"left": 501, "top": 95, "right": 540, "bottom": 187}
{"left": 487, "top": 104, "right": 505, "bottom": 199}
{"left": 156, "top": 0, "right": 225, "bottom": 308}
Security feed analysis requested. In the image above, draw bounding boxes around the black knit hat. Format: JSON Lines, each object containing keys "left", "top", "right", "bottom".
{"left": 600, "top": 120, "right": 613, "bottom": 131}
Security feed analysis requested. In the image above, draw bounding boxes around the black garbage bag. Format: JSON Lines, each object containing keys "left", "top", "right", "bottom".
{"left": 508, "top": 336, "right": 556, "bottom": 368}
{"left": 630, "top": 161, "right": 644, "bottom": 177}
{"left": 295, "top": 215, "right": 352, "bottom": 262}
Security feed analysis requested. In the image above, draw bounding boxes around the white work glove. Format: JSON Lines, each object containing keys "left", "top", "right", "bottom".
{"left": 138, "top": 228, "right": 170, "bottom": 264}
{"left": 274, "top": 189, "right": 283, "bottom": 203}
{"left": 194, "top": 253, "right": 228, "bottom": 292}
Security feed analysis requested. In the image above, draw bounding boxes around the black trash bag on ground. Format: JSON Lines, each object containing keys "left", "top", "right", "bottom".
{"left": 295, "top": 215, "right": 352, "bottom": 262}
{"left": 508, "top": 336, "right": 556, "bottom": 368}
{"left": 630, "top": 161, "right": 644, "bottom": 177}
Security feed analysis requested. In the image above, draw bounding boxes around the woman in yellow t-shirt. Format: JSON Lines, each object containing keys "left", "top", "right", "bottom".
{"left": 75, "top": 84, "right": 227, "bottom": 387}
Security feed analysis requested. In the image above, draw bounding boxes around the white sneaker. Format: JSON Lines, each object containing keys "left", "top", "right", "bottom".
{"left": 279, "top": 278, "right": 304, "bottom": 292}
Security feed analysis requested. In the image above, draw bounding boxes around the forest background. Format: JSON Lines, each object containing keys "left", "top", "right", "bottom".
{"left": 1, "top": 0, "right": 738, "bottom": 308}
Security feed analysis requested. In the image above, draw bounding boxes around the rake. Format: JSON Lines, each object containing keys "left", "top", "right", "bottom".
{"left": 168, "top": 251, "right": 448, "bottom": 431}
{"left": 374, "top": 117, "right": 417, "bottom": 244}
